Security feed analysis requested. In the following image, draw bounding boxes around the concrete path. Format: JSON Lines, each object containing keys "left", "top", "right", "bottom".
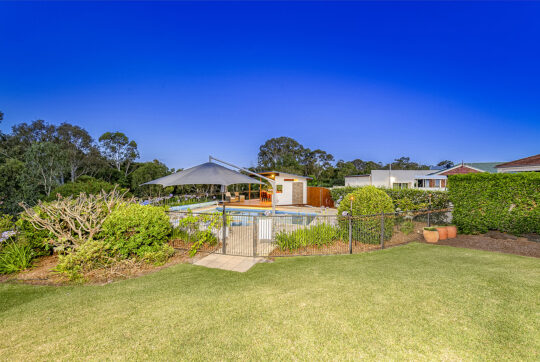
{"left": 194, "top": 254, "right": 265, "bottom": 272}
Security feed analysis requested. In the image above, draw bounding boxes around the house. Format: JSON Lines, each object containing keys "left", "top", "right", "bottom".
{"left": 495, "top": 154, "right": 540, "bottom": 173}
{"left": 345, "top": 170, "right": 436, "bottom": 189}
{"left": 257, "top": 171, "right": 311, "bottom": 205}
{"left": 345, "top": 162, "right": 503, "bottom": 191}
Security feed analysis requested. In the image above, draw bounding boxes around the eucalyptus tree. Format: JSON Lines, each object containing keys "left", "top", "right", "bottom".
{"left": 24, "top": 142, "right": 67, "bottom": 197}
{"left": 57, "top": 123, "right": 96, "bottom": 182}
{"left": 98, "top": 131, "right": 139, "bottom": 176}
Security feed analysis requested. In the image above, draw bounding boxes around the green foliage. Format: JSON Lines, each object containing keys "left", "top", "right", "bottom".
{"left": 24, "top": 142, "right": 67, "bottom": 197}
{"left": 275, "top": 223, "right": 340, "bottom": 250}
{"left": 448, "top": 172, "right": 540, "bottom": 235}
{"left": 130, "top": 160, "right": 170, "bottom": 197}
{"left": 337, "top": 187, "right": 395, "bottom": 242}
{"left": 400, "top": 220, "right": 414, "bottom": 235}
{"left": 139, "top": 244, "right": 175, "bottom": 266}
{"left": 0, "top": 158, "right": 37, "bottom": 215}
{"left": 173, "top": 211, "right": 223, "bottom": 256}
{"left": 55, "top": 240, "right": 113, "bottom": 281}
{"left": 46, "top": 176, "right": 116, "bottom": 201}
{"left": 0, "top": 214, "right": 14, "bottom": 233}
{"left": 98, "top": 131, "right": 139, "bottom": 176}
{"left": 0, "top": 243, "right": 35, "bottom": 274}
{"left": 15, "top": 214, "right": 52, "bottom": 256}
{"left": 337, "top": 186, "right": 395, "bottom": 216}
{"left": 101, "top": 204, "right": 171, "bottom": 258}
{"left": 332, "top": 186, "right": 449, "bottom": 211}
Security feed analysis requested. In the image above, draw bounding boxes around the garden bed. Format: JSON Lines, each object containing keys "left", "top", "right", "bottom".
{"left": 0, "top": 250, "right": 193, "bottom": 285}
{"left": 435, "top": 233, "right": 540, "bottom": 258}
{"left": 169, "top": 239, "right": 221, "bottom": 253}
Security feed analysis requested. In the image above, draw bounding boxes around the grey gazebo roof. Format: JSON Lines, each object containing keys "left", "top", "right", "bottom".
{"left": 142, "top": 162, "right": 264, "bottom": 187}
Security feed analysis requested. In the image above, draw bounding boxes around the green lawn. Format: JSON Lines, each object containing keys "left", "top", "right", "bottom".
{"left": 1, "top": 243, "right": 539, "bottom": 360}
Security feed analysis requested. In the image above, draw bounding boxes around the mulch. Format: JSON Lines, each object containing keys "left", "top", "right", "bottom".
{"left": 434, "top": 233, "right": 540, "bottom": 258}
{"left": 0, "top": 250, "right": 195, "bottom": 286}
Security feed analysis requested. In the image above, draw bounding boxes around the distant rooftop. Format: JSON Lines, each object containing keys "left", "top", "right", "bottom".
{"left": 496, "top": 154, "right": 540, "bottom": 168}
{"left": 463, "top": 162, "right": 504, "bottom": 173}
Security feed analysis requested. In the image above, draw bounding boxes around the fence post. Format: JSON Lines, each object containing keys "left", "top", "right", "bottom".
{"left": 380, "top": 212, "right": 385, "bottom": 249}
{"left": 222, "top": 208, "right": 227, "bottom": 254}
{"left": 252, "top": 216, "right": 258, "bottom": 257}
{"left": 427, "top": 194, "right": 432, "bottom": 227}
{"left": 348, "top": 215, "right": 353, "bottom": 254}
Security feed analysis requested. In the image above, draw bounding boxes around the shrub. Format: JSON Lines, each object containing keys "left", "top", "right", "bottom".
{"left": 172, "top": 211, "right": 224, "bottom": 256}
{"left": 337, "top": 186, "right": 395, "bottom": 216}
{"left": 15, "top": 217, "right": 52, "bottom": 256}
{"left": 275, "top": 223, "right": 340, "bottom": 250}
{"left": 400, "top": 220, "right": 414, "bottom": 235}
{"left": 331, "top": 187, "right": 449, "bottom": 211}
{"left": 55, "top": 240, "right": 113, "bottom": 281}
{"left": 337, "top": 186, "right": 395, "bottom": 243}
{"left": 0, "top": 214, "right": 14, "bottom": 233}
{"left": 101, "top": 204, "right": 172, "bottom": 258}
{"left": 448, "top": 172, "right": 540, "bottom": 235}
{"left": 139, "top": 244, "right": 175, "bottom": 265}
{"left": 19, "top": 187, "right": 129, "bottom": 252}
{"left": 45, "top": 176, "right": 118, "bottom": 201}
{"left": 0, "top": 243, "right": 35, "bottom": 274}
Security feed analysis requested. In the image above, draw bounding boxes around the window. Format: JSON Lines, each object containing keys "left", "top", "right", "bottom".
{"left": 434, "top": 179, "right": 441, "bottom": 187}
{"left": 276, "top": 185, "right": 283, "bottom": 193}
{"left": 393, "top": 183, "right": 409, "bottom": 189}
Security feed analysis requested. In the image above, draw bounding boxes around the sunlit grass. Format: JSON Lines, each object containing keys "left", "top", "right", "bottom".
{"left": 0, "top": 243, "right": 538, "bottom": 360}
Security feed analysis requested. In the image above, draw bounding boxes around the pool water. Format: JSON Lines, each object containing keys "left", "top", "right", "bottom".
{"left": 214, "top": 207, "right": 317, "bottom": 226}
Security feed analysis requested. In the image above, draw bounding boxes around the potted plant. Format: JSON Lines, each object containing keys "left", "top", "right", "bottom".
{"left": 436, "top": 226, "right": 448, "bottom": 240}
{"left": 423, "top": 227, "right": 439, "bottom": 243}
{"left": 446, "top": 225, "right": 457, "bottom": 239}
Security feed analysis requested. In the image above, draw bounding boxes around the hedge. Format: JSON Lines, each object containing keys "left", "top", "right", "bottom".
{"left": 331, "top": 186, "right": 449, "bottom": 211}
{"left": 337, "top": 186, "right": 395, "bottom": 243}
{"left": 448, "top": 172, "right": 540, "bottom": 235}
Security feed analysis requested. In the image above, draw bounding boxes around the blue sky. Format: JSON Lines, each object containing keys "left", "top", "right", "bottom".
{"left": 1, "top": 1, "right": 539, "bottom": 169}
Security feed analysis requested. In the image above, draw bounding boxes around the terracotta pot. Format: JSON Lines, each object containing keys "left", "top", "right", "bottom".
{"left": 446, "top": 225, "right": 457, "bottom": 239}
{"left": 423, "top": 229, "right": 439, "bottom": 243}
{"left": 436, "top": 227, "right": 448, "bottom": 240}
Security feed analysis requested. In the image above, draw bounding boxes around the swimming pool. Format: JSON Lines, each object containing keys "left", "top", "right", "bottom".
{"left": 212, "top": 207, "right": 318, "bottom": 226}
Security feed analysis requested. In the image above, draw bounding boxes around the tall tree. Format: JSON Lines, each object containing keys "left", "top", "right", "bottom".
{"left": 98, "top": 131, "right": 139, "bottom": 176}
{"left": 57, "top": 123, "right": 95, "bottom": 182}
{"left": 351, "top": 159, "right": 383, "bottom": 175}
{"left": 386, "top": 156, "right": 429, "bottom": 170}
{"left": 24, "top": 142, "right": 67, "bottom": 197}
{"left": 0, "top": 158, "right": 33, "bottom": 214}
{"left": 7, "top": 120, "right": 57, "bottom": 160}
{"left": 302, "top": 149, "right": 335, "bottom": 179}
{"left": 257, "top": 137, "right": 305, "bottom": 174}
{"left": 437, "top": 160, "right": 454, "bottom": 169}
{"left": 130, "top": 160, "right": 171, "bottom": 197}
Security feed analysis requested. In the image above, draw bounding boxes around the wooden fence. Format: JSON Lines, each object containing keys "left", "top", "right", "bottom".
{"left": 307, "top": 187, "right": 334, "bottom": 208}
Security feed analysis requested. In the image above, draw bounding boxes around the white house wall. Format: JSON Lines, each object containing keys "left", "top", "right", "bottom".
{"left": 273, "top": 174, "right": 308, "bottom": 205}
{"left": 371, "top": 170, "right": 433, "bottom": 187}
{"left": 497, "top": 165, "right": 540, "bottom": 173}
{"left": 344, "top": 176, "right": 371, "bottom": 187}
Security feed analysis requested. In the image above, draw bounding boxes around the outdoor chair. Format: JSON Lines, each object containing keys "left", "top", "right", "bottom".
{"left": 225, "top": 192, "right": 239, "bottom": 203}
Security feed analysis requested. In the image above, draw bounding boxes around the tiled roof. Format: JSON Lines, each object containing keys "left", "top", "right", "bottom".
{"left": 465, "top": 162, "right": 504, "bottom": 173}
{"left": 495, "top": 154, "right": 540, "bottom": 168}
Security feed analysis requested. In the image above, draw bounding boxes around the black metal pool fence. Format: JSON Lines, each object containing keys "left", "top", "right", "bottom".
{"left": 167, "top": 208, "right": 453, "bottom": 257}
